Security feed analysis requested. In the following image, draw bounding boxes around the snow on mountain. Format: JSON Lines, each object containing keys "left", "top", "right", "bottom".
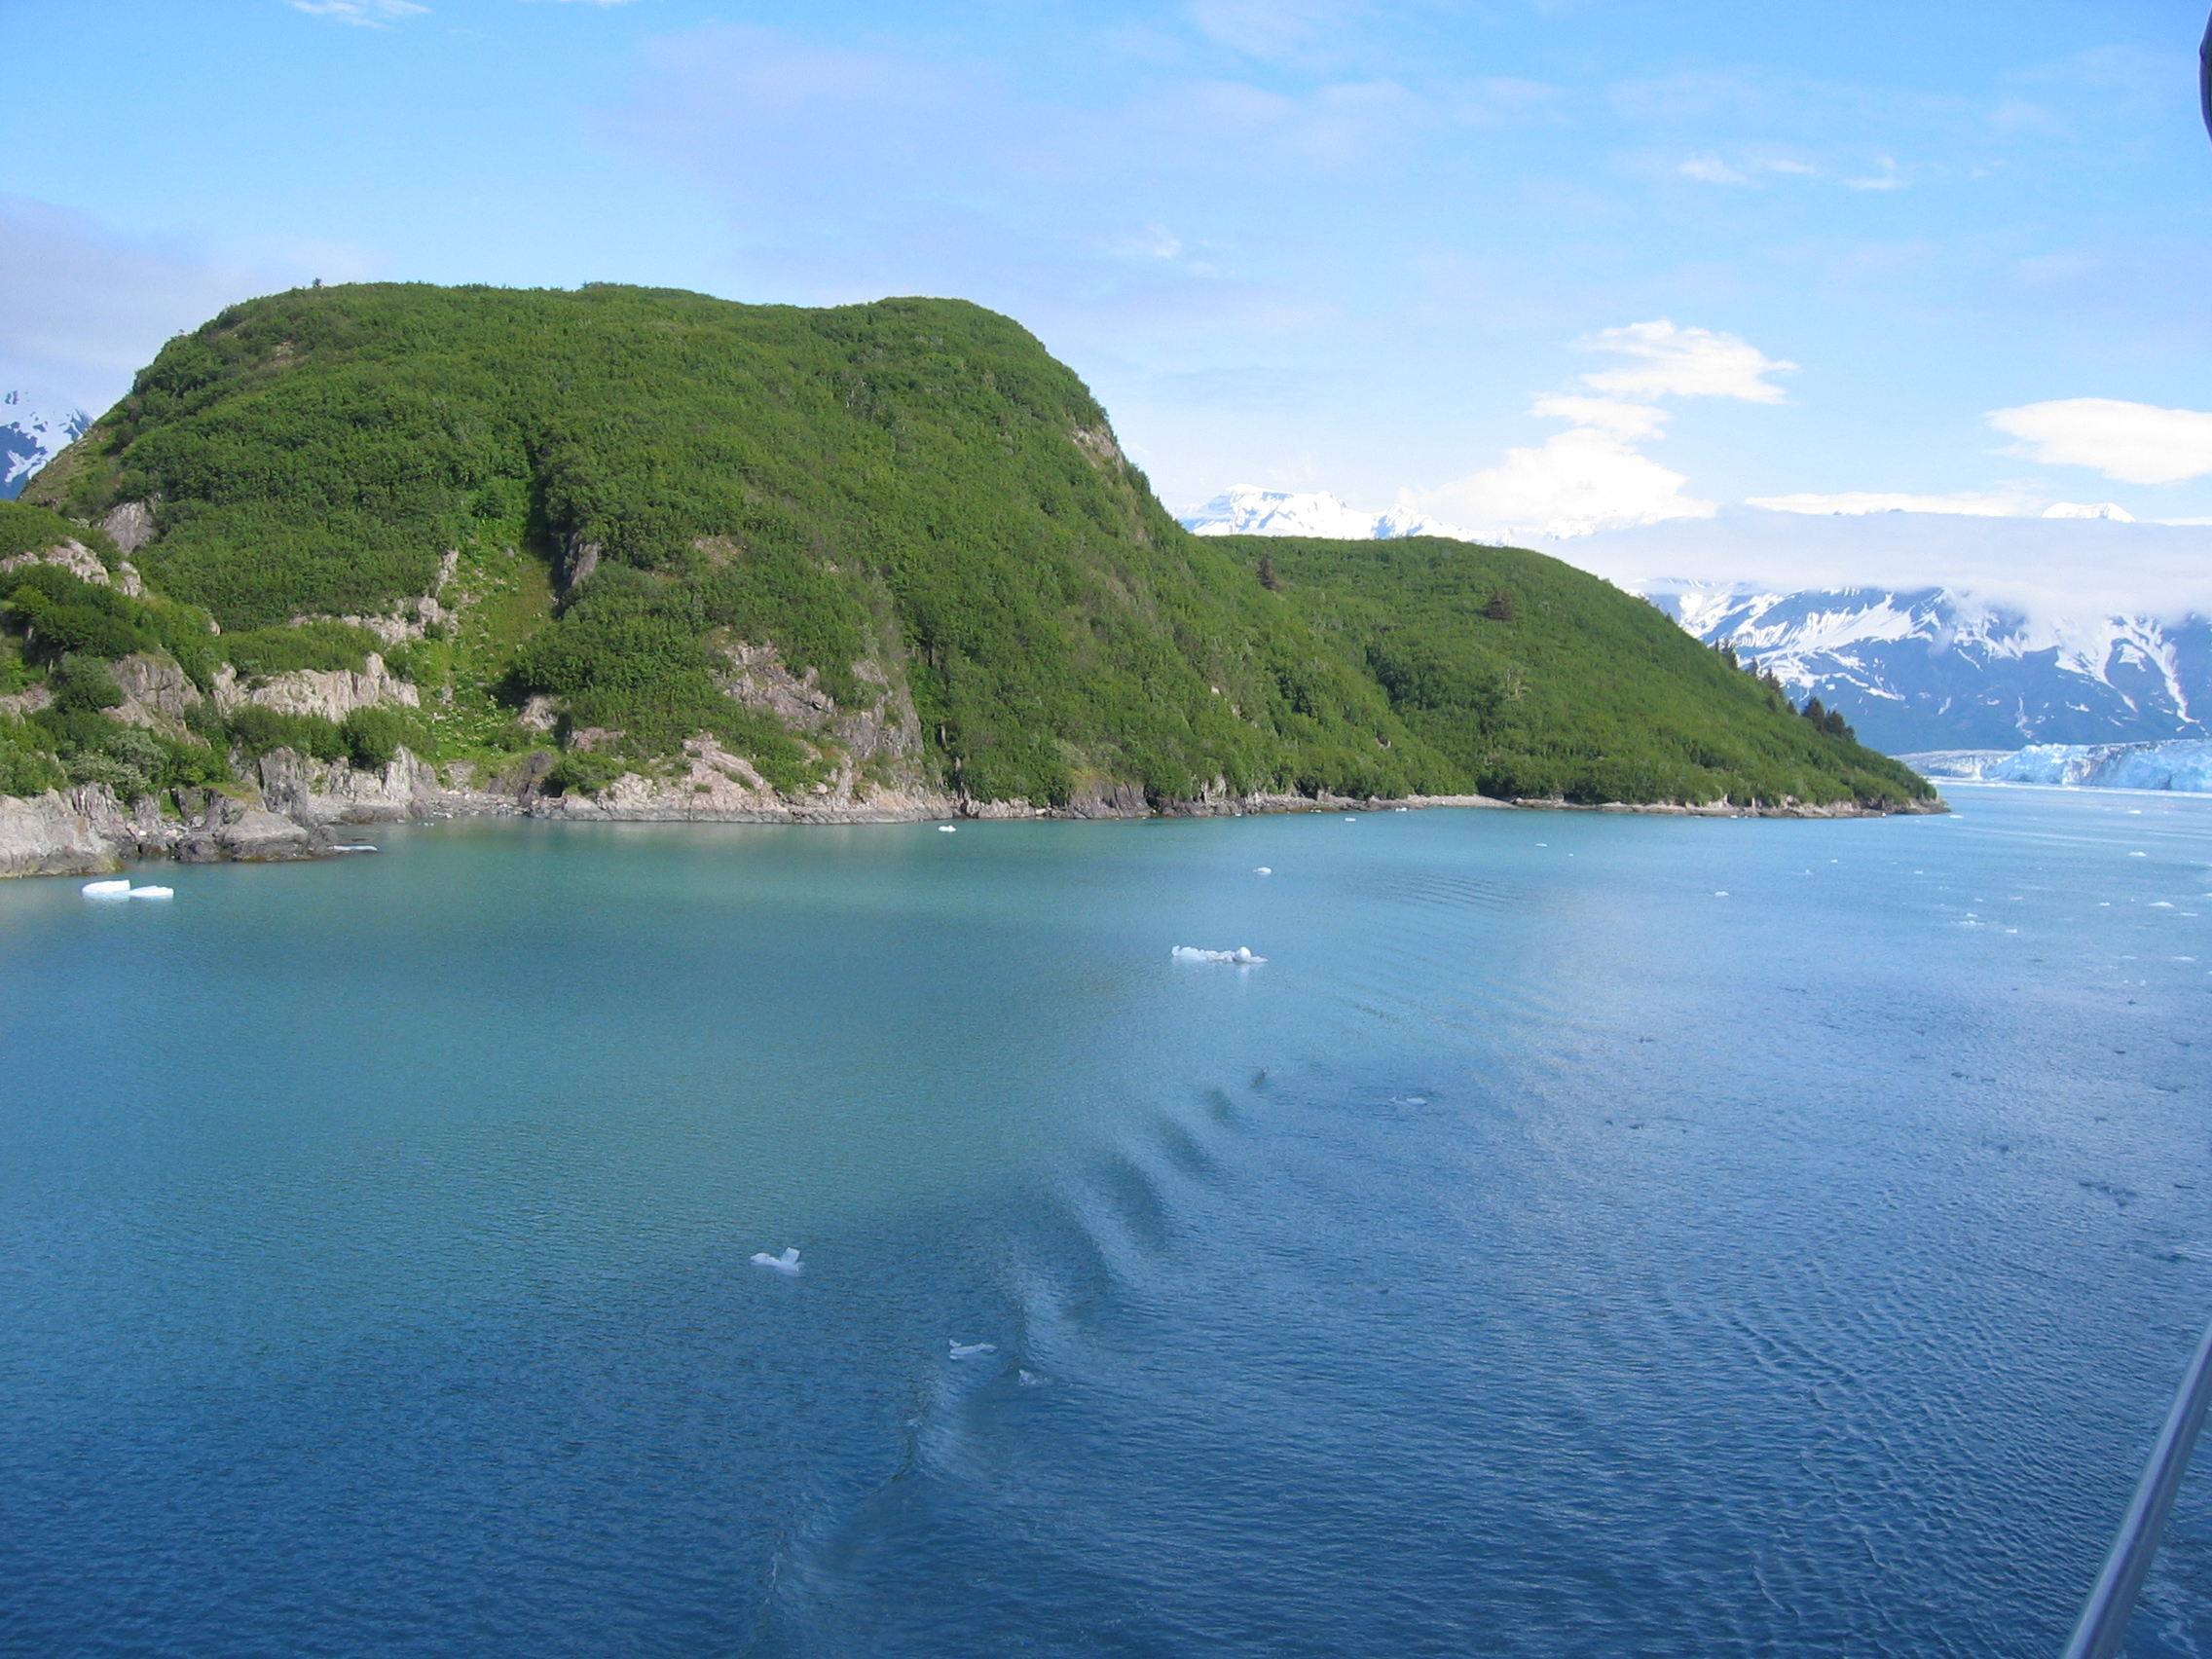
{"left": 1, "top": 392, "right": 90, "bottom": 500}
{"left": 1181, "top": 485, "right": 1468, "bottom": 542}
{"left": 1638, "top": 579, "right": 2212, "bottom": 754}
{"left": 1904, "top": 739, "right": 2212, "bottom": 793}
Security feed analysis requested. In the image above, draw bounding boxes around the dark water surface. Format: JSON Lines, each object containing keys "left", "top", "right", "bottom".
{"left": 4, "top": 789, "right": 2211, "bottom": 1658}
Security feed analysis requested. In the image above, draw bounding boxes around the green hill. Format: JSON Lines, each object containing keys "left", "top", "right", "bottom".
{"left": 12, "top": 281, "right": 1933, "bottom": 813}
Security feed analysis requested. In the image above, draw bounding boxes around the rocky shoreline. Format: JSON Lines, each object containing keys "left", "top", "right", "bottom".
{"left": 0, "top": 744, "right": 1945, "bottom": 880}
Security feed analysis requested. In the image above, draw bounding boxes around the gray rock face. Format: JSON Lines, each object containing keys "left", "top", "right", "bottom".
{"left": 0, "top": 538, "right": 113, "bottom": 588}
{"left": 109, "top": 652, "right": 203, "bottom": 729}
{"left": 212, "top": 653, "right": 420, "bottom": 723}
{"left": 100, "top": 500, "right": 157, "bottom": 555}
{"left": 0, "top": 789, "right": 125, "bottom": 877}
{"left": 0, "top": 782, "right": 329, "bottom": 876}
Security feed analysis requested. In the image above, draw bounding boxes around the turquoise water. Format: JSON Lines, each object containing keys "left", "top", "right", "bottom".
{"left": 4, "top": 791, "right": 2211, "bottom": 1657}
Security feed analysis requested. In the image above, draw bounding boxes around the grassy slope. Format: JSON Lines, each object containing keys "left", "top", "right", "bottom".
{"left": 1228, "top": 535, "right": 1934, "bottom": 808}
{"left": 19, "top": 281, "right": 1931, "bottom": 809}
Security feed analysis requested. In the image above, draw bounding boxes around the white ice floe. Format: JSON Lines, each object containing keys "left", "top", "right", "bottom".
{"left": 81, "top": 880, "right": 130, "bottom": 898}
{"left": 1714, "top": 891, "right": 1730, "bottom": 898}
{"left": 750, "top": 1247, "right": 802, "bottom": 1275}
{"left": 129, "top": 887, "right": 173, "bottom": 900}
{"left": 939, "top": 825, "right": 957, "bottom": 832}
{"left": 331, "top": 844, "right": 379, "bottom": 854}
{"left": 949, "top": 1341, "right": 997, "bottom": 1360}
{"left": 1254, "top": 866, "right": 1272, "bottom": 876}
{"left": 1172, "top": 945, "right": 1267, "bottom": 964}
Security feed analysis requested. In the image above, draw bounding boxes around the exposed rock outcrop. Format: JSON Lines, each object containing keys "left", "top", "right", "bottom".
{"left": 0, "top": 782, "right": 330, "bottom": 877}
{"left": 109, "top": 652, "right": 203, "bottom": 730}
{"left": 212, "top": 652, "right": 420, "bottom": 722}
{"left": 99, "top": 500, "right": 157, "bottom": 555}
{"left": 1, "top": 538, "right": 112, "bottom": 588}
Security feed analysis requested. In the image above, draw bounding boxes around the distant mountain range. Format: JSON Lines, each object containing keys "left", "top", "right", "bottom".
{"left": 1180, "top": 485, "right": 1466, "bottom": 542}
{"left": 1, "top": 393, "right": 89, "bottom": 500}
{"left": 1637, "top": 582, "right": 2211, "bottom": 754}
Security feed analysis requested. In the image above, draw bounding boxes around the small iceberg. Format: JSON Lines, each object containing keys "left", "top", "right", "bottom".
{"left": 81, "top": 879, "right": 131, "bottom": 898}
{"left": 129, "top": 886, "right": 174, "bottom": 900}
{"left": 331, "top": 844, "right": 379, "bottom": 854}
{"left": 1253, "top": 866, "right": 1272, "bottom": 876}
{"left": 938, "top": 825, "right": 958, "bottom": 832}
{"left": 1172, "top": 945, "right": 1266, "bottom": 964}
{"left": 949, "top": 1341, "right": 997, "bottom": 1360}
{"left": 750, "top": 1247, "right": 802, "bottom": 1275}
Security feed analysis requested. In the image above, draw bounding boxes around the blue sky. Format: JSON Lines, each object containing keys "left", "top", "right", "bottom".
{"left": 7, "top": 0, "right": 2212, "bottom": 576}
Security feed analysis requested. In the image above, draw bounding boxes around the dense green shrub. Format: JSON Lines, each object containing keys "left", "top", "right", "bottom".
{"left": 0, "top": 500, "right": 115, "bottom": 561}
{"left": 224, "top": 705, "right": 347, "bottom": 762}
{"left": 1239, "top": 535, "right": 1935, "bottom": 808}
{"left": 24, "top": 705, "right": 224, "bottom": 797}
{"left": 50, "top": 655, "right": 124, "bottom": 713}
{"left": 542, "top": 749, "right": 629, "bottom": 797}
{"left": 340, "top": 705, "right": 424, "bottom": 770}
{"left": 0, "top": 717, "right": 66, "bottom": 795}
{"left": 219, "top": 620, "right": 381, "bottom": 680}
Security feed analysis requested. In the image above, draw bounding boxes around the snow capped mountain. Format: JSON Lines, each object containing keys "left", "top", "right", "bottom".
{"left": 1181, "top": 485, "right": 1468, "bottom": 542}
{"left": 1639, "top": 580, "right": 2212, "bottom": 754}
{"left": 1, "top": 392, "right": 90, "bottom": 500}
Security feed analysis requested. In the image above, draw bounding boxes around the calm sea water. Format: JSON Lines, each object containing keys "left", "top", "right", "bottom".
{"left": 4, "top": 789, "right": 2211, "bottom": 1658}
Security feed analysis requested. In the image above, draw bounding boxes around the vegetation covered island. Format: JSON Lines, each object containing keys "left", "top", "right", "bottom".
{"left": 0, "top": 281, "right": 1934, "bottom": 866}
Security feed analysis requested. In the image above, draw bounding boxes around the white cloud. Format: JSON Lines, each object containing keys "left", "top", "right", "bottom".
{"left": 286, "top": 0, "right": 428, "bottom": 23}
{"left": 2043, "top": 500, "right": 2134, "bottom": 521}
{"left": 1987, "top": 397, "right": 2212, "bottom": 485}
{"left": 1409, "top": 421, "right": 1714, "bottom": 541}
{"left": 1528, "top": 395, "right": 1667, "bottom": 439}
{"left": 1572, "top": 319, "right": 1794, "bottom": 404}
{"left": 1678, "top": 152, "right": 1746, "bottom": 184}
{"left": 1844, "top": 159, "right": 1907, "bottom": 191}
{"left": 1746, "top": 490, "right": 2024, "bottom": 517}
{"left": 1408, "top": 318, "right": 1789, "bottom": 538}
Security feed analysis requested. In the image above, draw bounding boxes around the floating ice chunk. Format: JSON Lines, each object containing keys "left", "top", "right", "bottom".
{"left": 2153, "top": 902, "right": 2176, "bottom": 908}
{"left": 1253, "top": 866, "right": 1272, "bottom": 876}
{"left": 949, "top": 1341, "right": 996, "bottom": 1360}
{"left": 1172, "top": 945, "right": 1266, "bottom": 964}
{"left": 750, "top": 1247, "right": 802, "bottom": 1275}
{"left": 2130, "top": 852, "right": 2147, "bottom": 858}
{"left": 1344, "top": 816, "right": 1356, "bottom": 822}
{"left": 129, "top": 886, "right": 173, "bottom": 900}
{"left": 81, "top": 879, "right": 130, "bottom": 898}
{"left": 1714, "top": 891, "right": 1729, "bottom": 898}
{"left": 938, "top": 825, "right": 957, "bottom": 832}
{"left": 331, "top": 844, "right": 379, "bottom": 854}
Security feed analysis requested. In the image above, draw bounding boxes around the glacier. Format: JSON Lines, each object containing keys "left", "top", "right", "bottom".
{"left": 1638, "top": 579, "right": 2212, "bottom": 754}
{"left": 1, "top": 392, "right": 90, "bottom": 500}
{"left": 1902, "top": 740, "right": 2212, "bottom": 793}
{"left": 1180, "top": 485, "right": 1469, "bottom": 542}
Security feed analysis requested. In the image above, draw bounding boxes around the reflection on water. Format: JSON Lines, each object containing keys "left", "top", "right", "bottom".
{"left": 2, "top": 790, "right": 2209, "bottom": 1657}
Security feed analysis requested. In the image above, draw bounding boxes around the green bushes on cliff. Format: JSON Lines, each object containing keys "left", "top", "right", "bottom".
{"left": 0, "top": 501, "right": 114, "bottom": 562}
{"left": 1237, "top": 535, "right": 1931, "bottom": 809}
{"left": 18, "top": 281, "right": 1936, "bottom": 810}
